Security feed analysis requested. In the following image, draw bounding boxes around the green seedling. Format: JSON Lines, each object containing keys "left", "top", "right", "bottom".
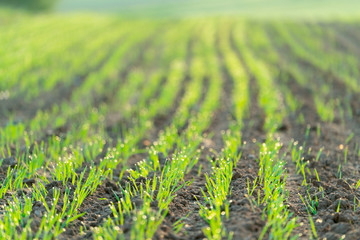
{"left": 345, "top": 133, "right": 354, "bottom": 145}
{"left": 337, "top": 164, "right": 342, "bottom": 179}
{"left": 343, "top": 146, "right": 348, "bottom": 164}
{"left": 173, "top": 213, "right": 190, "bottom": 234}
{"left": 315, "top": 147, "right": 324, "bottom": 162}
{"left": 337, "top": 199, "right": 341, "bottom": 213}
{"left": 317, "top": 124, "right": 321, "bottom": 139}
{"left": 308, "top": 214, "right": 318, "bottom": 239}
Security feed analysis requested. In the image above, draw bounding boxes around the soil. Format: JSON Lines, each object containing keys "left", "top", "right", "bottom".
{"left": 1, "top": 22, "right": 360, "bottom": 240}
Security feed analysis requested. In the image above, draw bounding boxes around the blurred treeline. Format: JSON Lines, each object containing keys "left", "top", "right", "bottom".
{"left": 0, "top": 0, "right": 58, "bottom": 11}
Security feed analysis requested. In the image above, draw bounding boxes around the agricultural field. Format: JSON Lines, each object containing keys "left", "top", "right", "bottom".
{"left": 1, "top": 10, "right": 360, "bottom": 240}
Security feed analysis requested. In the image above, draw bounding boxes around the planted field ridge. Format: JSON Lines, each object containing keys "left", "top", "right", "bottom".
{"left": 1, "top": 15, "right": 360, "bottom": 240}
